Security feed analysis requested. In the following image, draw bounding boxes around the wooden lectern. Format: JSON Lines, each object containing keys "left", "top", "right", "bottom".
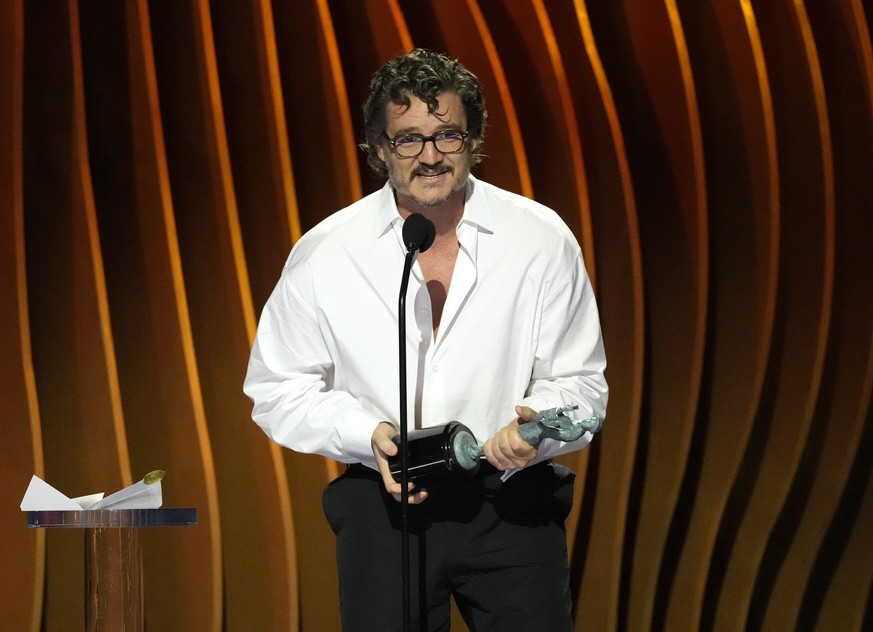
{"left": 27, "top": 508, "right": 197, "bottom": 631}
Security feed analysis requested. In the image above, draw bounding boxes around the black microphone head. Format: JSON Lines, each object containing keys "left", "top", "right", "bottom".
{"left": 402, "top": 213, "right": 436, "bottom": 253}
{"left": 420, "top": 220, "right": 435, "bottom": 253}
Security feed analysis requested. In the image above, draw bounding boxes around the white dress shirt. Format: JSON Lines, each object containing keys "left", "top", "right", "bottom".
{"left": 244, "top": 175, "right": 608, "bottom": 470}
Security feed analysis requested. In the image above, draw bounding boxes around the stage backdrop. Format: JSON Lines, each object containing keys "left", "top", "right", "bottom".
{"left": 2, "top": 1, "right": 871, "bottom": 630}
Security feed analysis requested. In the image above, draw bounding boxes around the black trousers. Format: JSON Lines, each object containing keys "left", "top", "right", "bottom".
{"left": 322, "top": 461, "right": 576, "bottom": 631}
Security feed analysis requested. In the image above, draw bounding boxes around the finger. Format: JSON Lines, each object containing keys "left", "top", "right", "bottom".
{"left": 376, "top": 436, "right": 398, "bottom": 457}
{"left": 380, "top": 470, "right": 399, "bottom": 493}
{"left": 372, "top": 423, "right": 399, "bottom": 456}
{"left": 377, "top": 458, "right": 401, "bottom": 491}
{"left": 515, "top": 405, "right": 538, "bottom": 422}
{"left": 387, "top": 483, "right": 429, "bottom": 504}
{"left": 405, "top": 489, "right": 429, "bottom": 505}
{"left": 494, "top": 431, "right": 534, "bottom": 468}
{"left": 499, "top": 426, "right": 528, "bottom": 457}
{"left": 483, "top": 438, "right": 514, "bottom": 471}
{"left": 378, "top": 462, "right": 419, "bottom": 498}
{"left": 504, "top": 420, "right": 537, "bottom": 457}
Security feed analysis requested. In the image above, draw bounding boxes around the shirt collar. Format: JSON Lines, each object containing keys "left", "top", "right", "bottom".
{"left": 457, "top": 175, "right": 494, "bottom": 234}
{"left": 374, "top": 181, "right": 402, "bottom": 241}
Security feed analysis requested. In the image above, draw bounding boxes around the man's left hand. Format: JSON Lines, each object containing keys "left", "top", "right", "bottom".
{"left": 483, "top": 405, "right": 538, "bottom": 471}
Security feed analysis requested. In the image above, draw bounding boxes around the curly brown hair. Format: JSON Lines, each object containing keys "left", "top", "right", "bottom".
{"left": 360, "top": 49, "right": 487, "bottom": 176}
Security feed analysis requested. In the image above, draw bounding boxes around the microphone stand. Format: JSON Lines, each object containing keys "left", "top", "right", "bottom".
{"left": 398, "top": 244, "right": 416, "bottom": 632}
{"left": 397, "top": 213, "right": 434, "bottom": 632}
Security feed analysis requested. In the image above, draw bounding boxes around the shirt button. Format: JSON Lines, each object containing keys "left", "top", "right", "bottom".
{"left": 432, "top": 365, "right": 440, "bottom": 373}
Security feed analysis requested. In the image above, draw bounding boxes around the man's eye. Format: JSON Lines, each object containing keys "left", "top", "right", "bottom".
{"left": 394, "top": 135, "right": 421, "bottom": 146}
{"left": 436, "top": 131, "right": 462, "bottom": 140}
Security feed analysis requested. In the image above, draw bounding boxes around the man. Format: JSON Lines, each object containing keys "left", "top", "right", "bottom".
{"left": 244, "top": 49, "right": 607, "bottom": 631}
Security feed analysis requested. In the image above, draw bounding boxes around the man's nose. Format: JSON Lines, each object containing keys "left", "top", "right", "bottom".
{"left": 418, "top": 138, "right": 444, "bottom": 163}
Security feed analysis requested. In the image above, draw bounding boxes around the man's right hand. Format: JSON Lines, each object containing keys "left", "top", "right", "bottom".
{"left": 371, "top": 421, "right": 429, "bottom": 504}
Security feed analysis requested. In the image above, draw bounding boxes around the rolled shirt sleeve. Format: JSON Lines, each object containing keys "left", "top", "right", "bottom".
{"left": 244, "top": 258, "right": 389, "bottom": 468}
{"left": 520, "top": 247, "right": 608, "bottom": 463}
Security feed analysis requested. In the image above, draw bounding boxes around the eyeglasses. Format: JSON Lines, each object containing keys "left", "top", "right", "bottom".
{"left": 383, "top": 130, "right": 469, "bottom": 158}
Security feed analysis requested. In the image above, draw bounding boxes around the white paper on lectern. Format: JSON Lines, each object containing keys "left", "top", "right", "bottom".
{"left": 20, "top": 474, "right": 162, "bottom": 511}
{"left": 89, "top": 477, "right": 162, "bottom": 510}
{"left": 19, "top": 475, "right": 100, "bottom": 511}
{"left": 72, "top": 493, "right": 106, "bottom": 509}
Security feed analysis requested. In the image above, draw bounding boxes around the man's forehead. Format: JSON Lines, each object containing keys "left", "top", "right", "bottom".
{"left": 386, "top": 92, "right": 464, "bottom": 124}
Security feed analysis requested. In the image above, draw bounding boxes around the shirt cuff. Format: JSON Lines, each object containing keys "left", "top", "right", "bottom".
{"left": 335, "top": 408, "right": 393, "bottom": 467}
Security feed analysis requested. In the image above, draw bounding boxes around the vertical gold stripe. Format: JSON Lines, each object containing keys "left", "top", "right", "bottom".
{"left": 132, "top": 2, "right": 224, "bottom": 629}
{"left": 68, "top": 0, "right": 134, "bottom": 489}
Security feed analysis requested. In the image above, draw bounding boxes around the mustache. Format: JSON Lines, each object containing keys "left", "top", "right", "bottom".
{"left": 412, "top": 166, "right": 452, "bottom": 179}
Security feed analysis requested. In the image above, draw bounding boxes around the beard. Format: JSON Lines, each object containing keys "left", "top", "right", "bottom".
{"left": 386, "top": 157, "right": 471, "bottom": 209}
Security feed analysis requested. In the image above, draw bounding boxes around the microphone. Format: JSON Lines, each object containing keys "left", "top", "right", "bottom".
{"left": 397, "top": 212, "right": 434, "bottom": 632}
{"left": 402, "top": 212, "right": 435, "bottom": 254}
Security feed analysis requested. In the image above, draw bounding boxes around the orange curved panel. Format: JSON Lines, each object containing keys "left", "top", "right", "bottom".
{"left": 78, "top": 2, "right": 227, "bottom": 629}
{"left": 711, "top": 1, "right": 836, "bottom": 629}
{"left": 22, "top": 1, "right": 134, "bottom": 623}
{"left": 663, "top": 2, "right": 780, "bottom": 629}
{"left": 71, "top": 0, "right": 133, "bottom": 492}
{"left": 271, "top": 1, "right": 362, "bottom": 231}
{"left": 251, "top": 3, "right": 363, "bottom": 628}
{"left": 136, "top": 0, "right": 321, "bottom": 628}
{"left": 170, "top": 1, "right": 299, "bottom": 629}
{"left": 327, "top": 0, "right": 413, "bottom": 196}
{"left": 544, "top": 2, "right": 646, "bottom": 628}
{"left": 0, "top": 3, "right": 44, "bottom": 630}
{"left": 22, "top": 0, "right": 133, "bottom": 491}
{"left": 316, "top": 0, "right": 363, "bottom": 204}
{"left": 813, "top": 458, "right": 873, "bottom": 630}
{"left": 211, "top": 0, "right": 303, "bottom": 311}
{"left": 367, "top": 0, "right": 415, "bottom": 58}
{"left": 760, "top": 0, "right": 873, "bottom": 628}
{"left": 584, "top": 1, "right": 710, "bottom": 628}
{"left": 210, "top": 2, "right": 301, "bottom": 624}
{"left": 473, "top": 1, "right": 593, "bottom": 248}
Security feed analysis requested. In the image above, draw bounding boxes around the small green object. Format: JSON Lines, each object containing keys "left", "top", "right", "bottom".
{"left": 143, "top": 470, "right": 166, "bottom": 485}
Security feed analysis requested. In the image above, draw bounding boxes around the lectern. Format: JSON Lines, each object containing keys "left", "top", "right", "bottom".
{"left": 27, "top": 508, "right": 197, "bottom": 631}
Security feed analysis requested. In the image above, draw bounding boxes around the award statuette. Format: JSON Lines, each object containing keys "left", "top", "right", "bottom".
{"left": 389, "top": 405, "right": 603, "bottom": 487}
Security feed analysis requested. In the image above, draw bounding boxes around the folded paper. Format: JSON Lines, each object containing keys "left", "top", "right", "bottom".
{"left": 20, "top": 471, "right": 165, "bottom": 511}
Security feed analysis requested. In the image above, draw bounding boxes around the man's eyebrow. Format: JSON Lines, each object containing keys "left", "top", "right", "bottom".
{"left": 390, "top": 124, "right": 463, "bottom": 135}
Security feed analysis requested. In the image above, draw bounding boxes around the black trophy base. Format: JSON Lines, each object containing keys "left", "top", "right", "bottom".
{"left": 389, "top": 421, "right": 479, "bottom": 488}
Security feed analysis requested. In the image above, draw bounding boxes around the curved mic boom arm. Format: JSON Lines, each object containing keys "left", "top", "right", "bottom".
{"left": 397, "top": 213, "right": 435, "bottom": 631}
